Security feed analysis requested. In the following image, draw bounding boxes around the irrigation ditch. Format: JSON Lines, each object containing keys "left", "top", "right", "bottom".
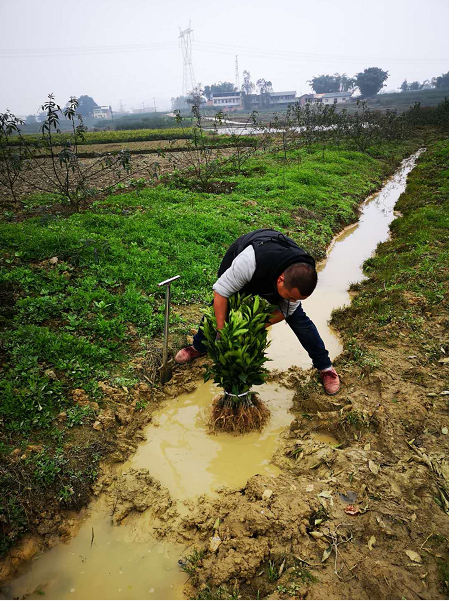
{"left": 2, "top": 146, "right": 448, "bottom": 600}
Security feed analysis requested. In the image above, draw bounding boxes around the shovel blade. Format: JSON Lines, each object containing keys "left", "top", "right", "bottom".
{"left": 159, "top": 360, "right": 173, "bottom": 384}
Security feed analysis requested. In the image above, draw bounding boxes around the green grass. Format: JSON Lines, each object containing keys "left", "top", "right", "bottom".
{"left": 7, "top": 128, "right": 259, "bottom": 149}
{"left": 180, "top": 548, "right": 205, "bottom": 577}
{"left": 8, "top": 127, "right": 195, "bottom": 146}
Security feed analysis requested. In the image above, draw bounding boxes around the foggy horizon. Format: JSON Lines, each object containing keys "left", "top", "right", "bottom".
{"left": 1, "top": 0, "right": 448, "bottom": 116}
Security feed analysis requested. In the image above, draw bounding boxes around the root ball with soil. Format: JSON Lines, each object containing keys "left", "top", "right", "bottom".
{"left": 210, "top": 392, "right": 270, "bottom": 434}
{"left": 202, "top": 294, "right": 273, "bottom": 434}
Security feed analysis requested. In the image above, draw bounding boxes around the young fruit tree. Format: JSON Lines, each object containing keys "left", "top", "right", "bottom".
{"left": 202, "top": 293, "right": 273, "bottom": 433}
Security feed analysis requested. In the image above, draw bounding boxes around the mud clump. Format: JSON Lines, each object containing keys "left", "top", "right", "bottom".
{"left": 209, "top": 393, "right": 270, "bottom": 434}
{"left": 96, "top": 468, "right": 177, "bottom": 527}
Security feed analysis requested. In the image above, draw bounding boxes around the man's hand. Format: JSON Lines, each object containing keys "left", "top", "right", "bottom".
{"left": 266, "top": 309, "right": 285, "bottom": 328}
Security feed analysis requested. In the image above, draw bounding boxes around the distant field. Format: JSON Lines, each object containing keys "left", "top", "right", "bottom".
{"left": 8, "top": 127, "right": 195, "bottom": 146}
{"left": 203, "top": 89, "right": 449, "bottom": 122}
{"left": 363, "top": 88, "right": 449, "bottom": 111}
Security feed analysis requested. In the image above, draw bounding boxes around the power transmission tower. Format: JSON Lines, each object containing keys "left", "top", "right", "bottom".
{"left": 235, "top": 55, "right": 240, "bottom": 91}
{"left": 153, "top": 97, "right": 157, "bottom": 112}
{"left": 179, "top": 22, "right": 196, "bottom": 96}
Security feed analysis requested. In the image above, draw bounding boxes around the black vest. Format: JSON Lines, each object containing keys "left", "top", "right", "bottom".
{"left": 217, "top": 229, "right": 315, "bottom": 304}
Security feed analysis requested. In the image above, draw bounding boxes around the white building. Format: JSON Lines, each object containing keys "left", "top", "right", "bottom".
{"left": 93, "top": 106, "right": 113, "bottom": 119}
{"left": 313, "top": 92, "right": 353, "bottom": 104}
{"left": 211, "top": 91, "right": 242, "bottom": 108}
{"left": 269, "top": 91, "right": 296, "bottom": 106}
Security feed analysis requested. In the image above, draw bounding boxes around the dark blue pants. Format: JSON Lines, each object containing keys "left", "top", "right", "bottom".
{"left": 193, "top": 302, "right": 332, "bottom": 371}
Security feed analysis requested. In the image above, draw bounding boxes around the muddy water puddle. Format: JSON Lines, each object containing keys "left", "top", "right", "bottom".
{"left": 6, "top": 151, "right": 423, "bottom": 599}
{"left": 267, "top": 150, "right": 423, "bottom": 371}
{"left": 7, "top": 508, "right": 185, "bottom": 600}
{"left": 124, "top": 382, "right": 295, "bottom": 499}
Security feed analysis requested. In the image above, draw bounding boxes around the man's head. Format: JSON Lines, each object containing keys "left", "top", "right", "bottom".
{"left": 276, "top": 262, "right": 318, "bottom": 301}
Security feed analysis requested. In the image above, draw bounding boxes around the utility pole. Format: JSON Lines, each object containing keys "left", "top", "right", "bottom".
{"left": 235, "top": 55, "right": 240, "bottom": 91}
{"left": 179, "top": 22, "right": 196, "bottom": 96}
{"left": 153, "top": 97, "right": 157, "bottom": 112}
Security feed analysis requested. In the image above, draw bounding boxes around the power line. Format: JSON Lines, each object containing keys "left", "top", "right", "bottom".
{"left": 194, "top": 40, "right": 448, "bottom": 66}
{"left": 0, "top": 42, "right": 177, "bottom": 59}
{"left": 0, "top": 39, "right": 445, "bottom": 67}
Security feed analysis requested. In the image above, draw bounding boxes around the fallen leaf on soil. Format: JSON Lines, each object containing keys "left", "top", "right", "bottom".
{"left": 368, "top": 460, "right": 379, "bottom": 474}
{"left": 322, "top": 547, "right": 332, "bottom": 562}
{"left": 364, "top": 443, "right": 371, "bottom": 451}
{"left": 438, "top": 358, "right": 449, "bottom": 364}
{"left": 427, "top": 393, "right": 438, "bottom": 397}
{"left": 310, "top": 531, "right": 324, "bottom": 539}
{"left": 318, "top": 491, "right": 333, "bottom": 499}
{"left": 345, "top": 505, "right": 361, "bottom": 515}
{"left": 405, "top": 550, "right": 422, "bottom": 563}
{"left": 440, "top": 391, "right": 449, "bottom": 396}
{"left": 262, "top": 489, "right": 273, "bottom": 500}
{"left": 368, "top": 535, "right": 376, "bottom": 550}
{"left": 306, "top": 485, "right": 314, "bottom": 492}
{"left": 279, "top": 559, "right": 286, "bottom": 577}
{"left": 442, "top": 428, "right": 448, "bottom": 435}
{"left": 209, "top": 535, "right": 221, "bottom": 553}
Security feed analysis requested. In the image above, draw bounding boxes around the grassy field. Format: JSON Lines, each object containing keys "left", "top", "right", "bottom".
{"left": 8, "top": 127, "right": 195, "bottom": 146}
{"left": 0, "top": 135, "right": 426, "bottom": 556}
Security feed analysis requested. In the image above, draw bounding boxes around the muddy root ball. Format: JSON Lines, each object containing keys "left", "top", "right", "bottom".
{"left": 209, "top": 393, "right": 270, "bottom": 434}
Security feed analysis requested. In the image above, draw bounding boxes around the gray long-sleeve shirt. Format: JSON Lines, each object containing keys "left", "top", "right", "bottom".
{"left": 212, "top": 245, "right": 300, "bottom": 317}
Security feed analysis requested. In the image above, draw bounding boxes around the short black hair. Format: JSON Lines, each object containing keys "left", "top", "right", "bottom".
{"left": 283, "top": 262, "right": 317, "bottom": 297}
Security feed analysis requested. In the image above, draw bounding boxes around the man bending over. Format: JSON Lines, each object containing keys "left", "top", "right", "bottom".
{"left": 175, "top": 229, "right": 340, "bottom": 395}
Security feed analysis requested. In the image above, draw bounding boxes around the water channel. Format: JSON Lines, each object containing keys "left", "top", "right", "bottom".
{"left": 4, "top": 151, "right": 423, "bottom": 600}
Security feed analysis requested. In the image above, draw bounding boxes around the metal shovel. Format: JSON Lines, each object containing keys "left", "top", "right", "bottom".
{"left": 157, "top": 275, "right": 180, "bottom": 384}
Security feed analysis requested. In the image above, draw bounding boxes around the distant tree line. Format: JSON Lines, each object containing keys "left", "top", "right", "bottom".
{"left": 400, "top": 71, "right": 449, "bottom": 92}
{"left": 308, "top": 68, "right": 449, "bottom": 98}
{"left": 309, "top": 68, "right": 389, "bottom": 97}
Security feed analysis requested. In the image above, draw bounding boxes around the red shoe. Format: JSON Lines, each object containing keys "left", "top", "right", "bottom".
{"left": 320, "top": 367, "right": 341, "bottom": 395}
{"left": 174, "top": 345, "right": 206, "bottom": 365}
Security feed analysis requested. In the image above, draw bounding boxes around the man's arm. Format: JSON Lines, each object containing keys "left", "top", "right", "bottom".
{"left": 213, "top": 291, "right": 228, "bottom": 331}
{"left": 212, "top": 246, "right": 256, "bottom": 332}
{"left": 267, "top": 308, "right": 285, "bottom": 327}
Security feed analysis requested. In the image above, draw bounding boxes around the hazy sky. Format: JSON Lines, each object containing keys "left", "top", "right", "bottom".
{"left": 1, "top": 0, "right": 448, "bottom": 115}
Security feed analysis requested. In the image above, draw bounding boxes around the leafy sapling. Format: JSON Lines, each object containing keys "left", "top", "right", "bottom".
{"left": 202, "top": 293, "right": 274, "bottom": 433}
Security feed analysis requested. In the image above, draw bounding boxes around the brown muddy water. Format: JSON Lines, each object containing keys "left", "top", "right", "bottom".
{"left": 6, "top": 151, "right": 423, "bottom": 600}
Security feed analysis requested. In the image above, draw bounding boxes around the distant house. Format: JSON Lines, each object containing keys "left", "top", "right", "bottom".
{"left": 297, "top": 92, "right": 353, "bottom": 105}
{"left": 211, "top": 91, "right": 242, "bottom": 109}
{"left": 93, "top": 106, "right": 113, "bottom": 119}
{"left": 314, "top": 92, "right": 353, "bottom": 104}
{"left": 269, "top": 91, "right": 296, "bottom": 106}
{"left": 297, "top": 94, "right": 315, "bottom": 105}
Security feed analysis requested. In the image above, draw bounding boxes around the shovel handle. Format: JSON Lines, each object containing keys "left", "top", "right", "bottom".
{"left": 157, "top": 275, "right": 181, "bottom": 374}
